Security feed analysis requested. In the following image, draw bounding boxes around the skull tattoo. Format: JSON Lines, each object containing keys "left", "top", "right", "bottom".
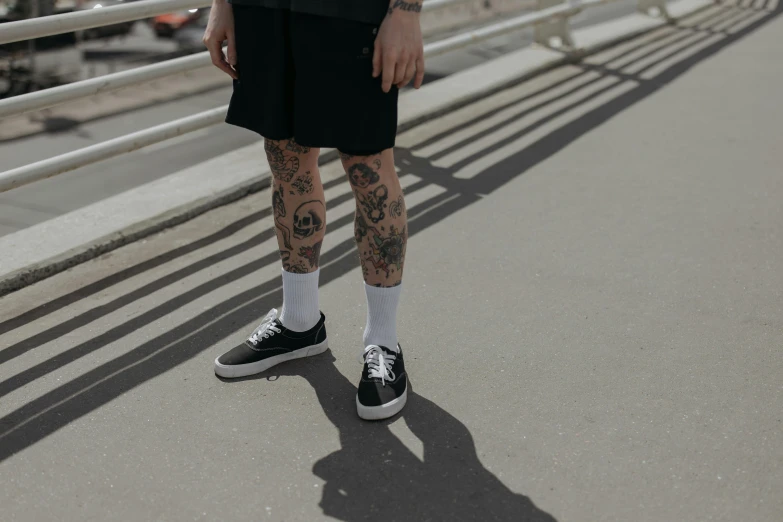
{"left": 293, "top": 201, "right": 325, "bottom": 239}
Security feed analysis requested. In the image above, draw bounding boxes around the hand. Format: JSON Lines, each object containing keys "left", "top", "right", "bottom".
{"left": 202, "top": 0, "right": 238, "bottom": 80}
{"left": 373, "top": 3, "right": 425, "bottom": 92}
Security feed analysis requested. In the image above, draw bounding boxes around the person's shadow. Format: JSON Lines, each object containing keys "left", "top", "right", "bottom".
{"left": 239, "top": 351, "right": 556, "bottom": 522}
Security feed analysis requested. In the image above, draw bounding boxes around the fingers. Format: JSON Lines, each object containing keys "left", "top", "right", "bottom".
{"left": 397, "top": 59, "right": 416, "bottom": 89}
{"left": 206, "top": 39, "right": 237, "bottom": 80}
{"left": 226, "top": 29, "right": 237, "bottom": 67}
{"left": 372, "top": 40, "right": 381, "bottom": 78}
{"left": 413, "top": 55, "right": 425, "bottom": 89}
{"left": 381, "top": 51, "right": 397, "bottom": 93}
{"left": 393, "top": 54, "right": 407, "bottom": 86}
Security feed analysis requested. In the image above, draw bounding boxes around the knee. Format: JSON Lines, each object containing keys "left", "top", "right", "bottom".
{"left": 265, "top": 138, "right": 318, "bottom": 182}
{"left": 341, "top": 150, "right": 395, "bottom": 191}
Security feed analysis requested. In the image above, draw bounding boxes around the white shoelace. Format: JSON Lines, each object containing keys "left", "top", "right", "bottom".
{"left": 247, "top": 309, "right": 282, "bottom": 346}
{"left": 362, "top": 345, "right": 396, "bottom": 386}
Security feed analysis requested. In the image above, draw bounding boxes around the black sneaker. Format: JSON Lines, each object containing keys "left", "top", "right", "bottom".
{"left": 356, "top": 344, "right": 408, "bottom": 420}
{"left": 214, "top": 309, "right": 328, "bottom": 378}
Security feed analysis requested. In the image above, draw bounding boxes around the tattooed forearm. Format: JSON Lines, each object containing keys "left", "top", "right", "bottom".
{"left": 265, "top": 139, "right": 299, "bottom": 182}
{"left": 387, "top": 0, "right": 422, "bottom": 15}
{"left": 339, "top": 152, "right": 354, "bottom": 162}
{"left": 299, "top": 240, "right": 322, "bottom": 268}
{"left": 291, "top": 171, "right": 314, "bottom": 195}
{"left": 356, "top": 185, "right": 389, "bottom": 224}
{"left": 389, "top": 195, "right": 405, "bottom": 218}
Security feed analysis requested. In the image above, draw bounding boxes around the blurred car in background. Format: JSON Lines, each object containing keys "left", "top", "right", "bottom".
{"left": 153, "top": 8, "right": 202, "bottom": 39}
{"left": 64, "top": 0, "right": 136, "bottom": 39}
{"left": 172, "top": 9, "right": 207, "bottom": 50}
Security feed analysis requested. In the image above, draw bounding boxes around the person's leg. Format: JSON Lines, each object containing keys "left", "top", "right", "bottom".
{"left": 265, "top": 138, "right": 326, "bottom": 331}
{"left": 341, "top": 148, "right": 409, "bottom": 420}
{"left": 340, "top": 149, "right": 406, "bottom": 349}
{"left": 213, "top": 137, "right": 329, "bottom": 379}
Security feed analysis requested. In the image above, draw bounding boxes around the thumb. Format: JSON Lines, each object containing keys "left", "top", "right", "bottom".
{"left": 227, "top": 29, "right": 237, "bottom": 66}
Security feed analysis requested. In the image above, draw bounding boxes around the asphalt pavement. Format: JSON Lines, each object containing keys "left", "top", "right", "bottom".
{"left": 0, "top": 0, "right": 641, "bottom": 237}
{"left": 0, "top": 2, "right": 781, "bottom": 520}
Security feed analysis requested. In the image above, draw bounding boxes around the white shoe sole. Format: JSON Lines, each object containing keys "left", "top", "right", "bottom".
{"left": 214, "top": 338, "right": 329, "bottom": 378}
{"left": 356, "top": 382, "right": 408, "bottom": 421}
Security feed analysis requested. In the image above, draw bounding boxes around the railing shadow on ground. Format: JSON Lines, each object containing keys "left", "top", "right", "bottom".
{"left": 0, "top": 0, "right": 779, "bottom": 514}
{"left": 227, "top": 353, "right": 557, "bottom": 521}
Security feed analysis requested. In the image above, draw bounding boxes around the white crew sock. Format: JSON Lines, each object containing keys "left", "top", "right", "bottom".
{"left": 279, "top": 268, "right": 320, "bottom": 332}
{"left": 363, "top": 282, "right": 402, "bottom": 351}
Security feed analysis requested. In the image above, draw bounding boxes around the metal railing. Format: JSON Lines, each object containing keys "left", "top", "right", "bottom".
{"left": 0, "top": 0, "right": 669, "bottom": 193}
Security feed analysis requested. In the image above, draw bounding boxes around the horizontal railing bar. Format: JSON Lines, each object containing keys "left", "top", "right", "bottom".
{"left": 0, "top": 51, "right": 213, "bottom": 118}
{"left": 0, "top": 1, "right": 589, "bottom": 191}
{"left": 0, "top": 0, "right": 472, "bottom": 46}
{"left": 574, "top": 0, "right": 628, "bottom": 8}
{"left": 0, "top": 106, "right": 226, "bottom": 192}
{"left": 0, "top": 1, "right": 572, "bottom": 119}
{"left": 0, "top": 0, "right": 211, "bottom": 46}
{"left": 423, "top": 3, "right": 580, "bottom": 57}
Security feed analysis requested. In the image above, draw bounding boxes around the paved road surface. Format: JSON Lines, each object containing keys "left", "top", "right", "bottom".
{"left": 0, "top": 1, "right": 640, "bottom": 237}
{"left": 0, "top": 2, "right": 781, "bottom": 520}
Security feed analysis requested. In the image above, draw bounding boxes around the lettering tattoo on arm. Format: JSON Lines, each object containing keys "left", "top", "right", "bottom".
{"left": 388, "top": 0, "right": 422, "bottom": 15}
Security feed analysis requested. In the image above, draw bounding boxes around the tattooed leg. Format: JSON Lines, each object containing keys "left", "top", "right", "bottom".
{"left": 264, "top": 138, "right": 326, "bottom": 273}
{"left": 341, "top": 149, "right": 407, "bottom": 287}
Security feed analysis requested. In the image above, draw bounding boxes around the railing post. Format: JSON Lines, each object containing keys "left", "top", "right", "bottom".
{"left": 637, "top": 0, "right": 671, "bottom": 19}
{"left": 534, "top": 0, "right": 575, "bottom": 50}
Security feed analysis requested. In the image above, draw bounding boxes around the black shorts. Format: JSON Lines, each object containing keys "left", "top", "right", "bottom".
{"left": 225, "top": 6, "right": 399, "bottom": 155}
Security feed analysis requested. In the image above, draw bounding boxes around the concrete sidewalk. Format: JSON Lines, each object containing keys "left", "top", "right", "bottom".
{"left": 0, "top": 1, "right": 781, "bottom": 520}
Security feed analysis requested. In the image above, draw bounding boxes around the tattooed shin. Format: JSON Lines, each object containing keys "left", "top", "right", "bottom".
{"left": 285, "top": 140, "right": 310, "bottom": 154}
{"left": 265, "top": 139, "right": 300, "bottom": 182}
{"left": 291, "top": 171, "right": 314, "bottom": 195}
{"left": 359, "top": 223, "right": 406, "bottom": 279}
{"left": 292, "top": 200, "right": 325, "bottom": 240}
{"left": 299, "top": 240, "right": 323, "bottom": 268}
{"left": 273, "top": 184, "right": 293, "bottom": 250}
{"left": 346, "top": 159, "right": 382, "bottom": 188}
{"left": 389, "top": 195, "right": 405, "bottom": 219}
{"left": 356, "top": 185, "right": 389, "bottom": 224}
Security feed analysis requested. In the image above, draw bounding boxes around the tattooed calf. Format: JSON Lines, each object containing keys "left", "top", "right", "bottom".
{"left": 347, "top": 162, "right": 380, "bottom": 188}
{"left": 389, "top": 195, "right": 405, "bottom": 219}
{"left": 293, "top": 200, "right": 325, "bottom": 239}
{"left": 265, "top": 140, "right": 299, "bottom": 182}
{"left": 354, "top": 212, "right": 369, "bottom": 244}
{"left": 361, "top": 224, "right": 406, "bottom": 279}
{"left": 284, "top": 261, "right": 309, "bottom": 274}
{"left": 291, "top": 171, "right": 314, "bottom": 195}
{"left": 273, "top": 184, "right": 293, "bottom": 250}
{"left": 299, "top": 240, "right": 322, "bottom": 268}
{"left": 356, "top": 185, "right": 388, "bottom": 223}
{"left": 285, "top": 140, "right": 311, "bottom": 154}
